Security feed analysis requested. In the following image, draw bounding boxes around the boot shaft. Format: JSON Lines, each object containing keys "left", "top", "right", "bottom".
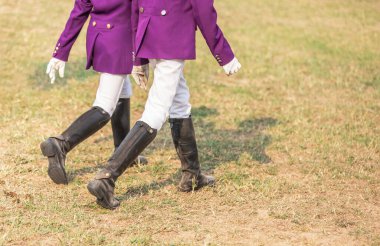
{"left": 169, "top": 117, "right": 200, "bottom": 175}
{"left": 105, "top": 121, "right": 157, "bottom": 179}
{"left": 111, "top": 98, "right": 131, "bottom": 149}
{"left": 61, "top": 106, "right": 110, "bottom": 151}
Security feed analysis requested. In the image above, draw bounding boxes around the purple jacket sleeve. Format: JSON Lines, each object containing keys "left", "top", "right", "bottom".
{"left": 131, "top": 0, "right": 149, "bottom": 66}
{"left": 190, "top": 0, "right": 235, "bottom": 66}
{"left": 52, "top": 0, "right": 93, "bottom": 62}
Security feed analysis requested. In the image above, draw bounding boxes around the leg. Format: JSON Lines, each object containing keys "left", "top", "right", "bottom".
{"left": 40, "top": 73, "right": 126, "bottom": 184}
{"left": 169, "top": 73, "right": 215, "bottom": 192}
{"left": 87, "top": 121, "right": 156, "bottom": 209}
{"left": 87, "top": 59, "right": 184, "bottom": 209}
{"left": 111, "top": 76, "right": 148, "bottom": 164}
{"left": 139, "top": 59, "right": 185, "bottom": 130}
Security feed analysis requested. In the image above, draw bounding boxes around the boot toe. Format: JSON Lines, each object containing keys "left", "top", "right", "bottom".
{"left": 96, "top": 198, "right": 120, "bottom": 210}
{"left": 87, "top": 179, "right": 119, "bottom": 210}
{"left": 178, "top": 182, "right": 193, "bottom": 192}
{"left": 205, "top": 175, "right": 216, "bottom": 186}
{"left": 197, "top": 174, "right": 215, "bottom": 189}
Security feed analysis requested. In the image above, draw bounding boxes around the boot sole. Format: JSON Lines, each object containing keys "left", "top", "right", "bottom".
{"left": 40, "top": 139, "right": 68, "bottom": 185}
{"left": 178, "top": 180, "right": 216, "bottom": 192}
{"left": 87, "top": 180, "right": 119, "bottom": 210}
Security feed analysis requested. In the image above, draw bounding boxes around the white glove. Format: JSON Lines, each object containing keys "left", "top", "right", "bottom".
{"left": 131, "top": 64, "right": 149, "bottom": 90}
{"left": 46, "top": 58, "right": 66, "bottom": 84}
{"left": 223, "top": 57, "right": 241, "bottom": 76}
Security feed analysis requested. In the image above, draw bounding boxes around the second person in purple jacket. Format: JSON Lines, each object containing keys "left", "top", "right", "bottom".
{"left": 87, "top": 0, "right": 242, "bottom": 209}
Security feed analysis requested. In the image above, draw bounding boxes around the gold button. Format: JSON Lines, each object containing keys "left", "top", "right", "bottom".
{"left": 139, "top": 7, "right": 144, "bottom": 13}
{"left": 161, "top": 10, "right": 167, "bottom": 16}
{"left": 107, "top": 24, "right": 111, "bottom": 29}
{"left": 92, "top": 21, "right": 96, "bottom": 27}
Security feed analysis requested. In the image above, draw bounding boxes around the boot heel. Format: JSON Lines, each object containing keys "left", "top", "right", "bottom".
{"left": 40, "top": 139, "right": 56, "bottom": 157}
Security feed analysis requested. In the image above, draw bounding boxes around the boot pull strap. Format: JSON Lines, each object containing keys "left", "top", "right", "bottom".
{"left": 95, "top": 169, "right": 112, "bottom": 180}
{"left": 138, "top": 121, "right": 155, "bottom": 134}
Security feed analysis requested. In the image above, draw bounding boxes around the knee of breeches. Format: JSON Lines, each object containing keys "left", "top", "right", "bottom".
{"left": 169, "top": 104, "right": 191, "bottom": 119}
{"left": 93, "top": 100, "right": 117, "bottom": 116}
{"left": 92, "top": 106, "right": 111, "bottom": 119}
{"left": 119, "top": 79, "right": 133, "bottom": 99}
{"left": 139, "top": 111, "right": 168, "bottom": 131}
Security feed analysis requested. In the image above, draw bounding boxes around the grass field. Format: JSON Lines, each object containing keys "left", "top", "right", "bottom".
{"left": 0, "top": 0, "right": 379, "bottom": 245}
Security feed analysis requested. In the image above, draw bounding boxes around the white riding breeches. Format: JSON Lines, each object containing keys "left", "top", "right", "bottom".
{"left": 92, "top": 73, "right": 133, "bottom": 115}
{"left": 140, "top": 59, "right": 191, "bottom": 131}
{"left": 119, "top": 76, "right": 133, "bottom": 99}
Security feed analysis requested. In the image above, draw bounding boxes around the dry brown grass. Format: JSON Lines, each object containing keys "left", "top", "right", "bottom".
{"left": 0, "top": 0, "right": 379, "bottom": 245}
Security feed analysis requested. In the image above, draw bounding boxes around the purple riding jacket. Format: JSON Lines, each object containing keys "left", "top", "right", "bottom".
{"left": 52, "top": 0, "right": 139, "bottom": 74}
{"left": 132, "top": 0, "right": 235, "bottom": 66}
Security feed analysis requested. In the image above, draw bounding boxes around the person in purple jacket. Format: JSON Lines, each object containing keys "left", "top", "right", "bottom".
{"left": 87, "top": 0, "right": 242, "bottom": 209}
{"left": 40, "top": 0, "right": 148, "bottom": 185}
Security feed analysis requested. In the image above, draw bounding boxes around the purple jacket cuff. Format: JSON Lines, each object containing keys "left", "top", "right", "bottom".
{"left": 215, "top": 50, "right": 234, "bottom": 66}
{"left": 52, "top": 41, "right": 70, "bottom": 62}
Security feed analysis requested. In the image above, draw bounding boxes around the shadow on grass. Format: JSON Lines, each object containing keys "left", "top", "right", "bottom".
{"left": 29, "top": 58, "right": 96, "bottom": 90}
{"left": 117, "top": 105, "right": 278, "bottom": 201}
{"left": 67, "top": 163, "right": 106, "bottom": 183}
{"left": 120, "top": 173, "right": 180, "bottom": 200}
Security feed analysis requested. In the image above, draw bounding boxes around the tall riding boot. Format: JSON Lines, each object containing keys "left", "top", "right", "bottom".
{"left": 111, "top": 98, "right": 148, "bottom": 165}
{"left": 87, "top": 121, "right": 157, "bottom": 210}
{"left": 40, "top": 107, "right": 110, "bottom": 185}
{"left": 169, "top": 117, "right": 215, "bottom": 192}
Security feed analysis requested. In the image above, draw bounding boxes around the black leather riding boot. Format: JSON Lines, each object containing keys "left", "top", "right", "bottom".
{"left": 87, "top": 121, "right": 157, "bottom": 209}
{"left": 111, "top": 98, "right": 148, "bottom": 165}
{"left": 40, "top": 107, "right": 110, "bottom": 185}
{"left": 111, "top": 98, "right": 130, "bottom": 148}
{"left": 169, "top": 117, "right": 215, "bottom": 192}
